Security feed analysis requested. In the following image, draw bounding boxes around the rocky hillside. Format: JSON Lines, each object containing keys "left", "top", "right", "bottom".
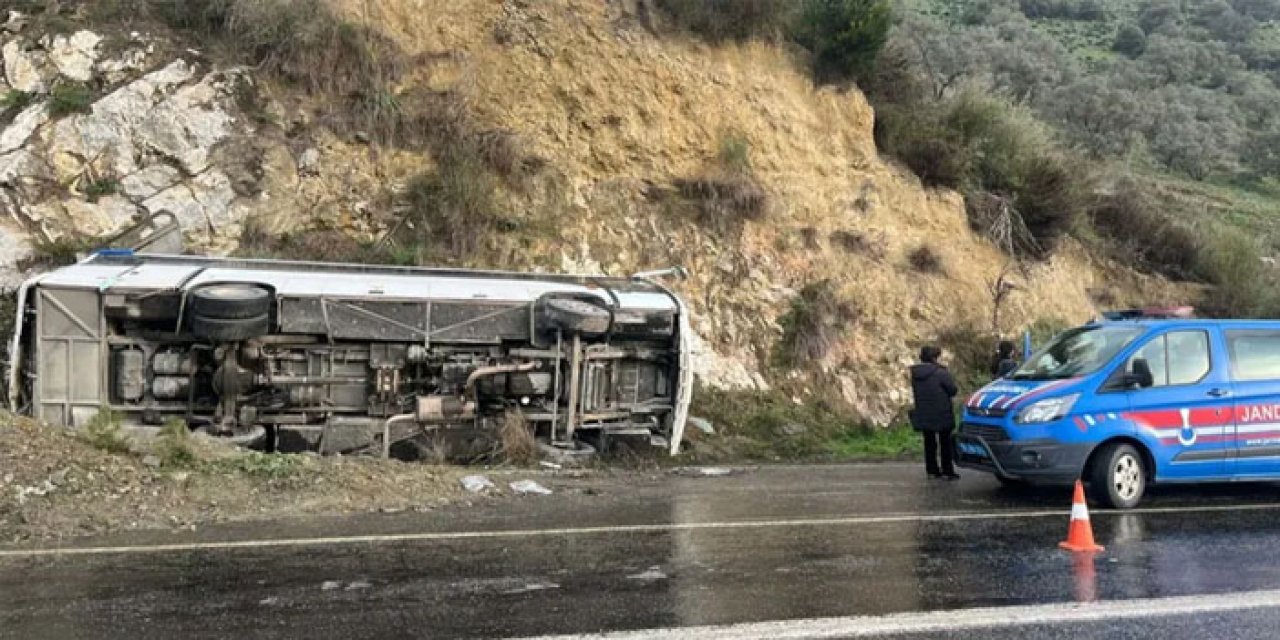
{"left": 0, "top": 0, "right": 1190, "bottom": 426}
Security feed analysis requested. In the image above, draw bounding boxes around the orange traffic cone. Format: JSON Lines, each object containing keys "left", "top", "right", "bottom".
{"left": 1059, "top": 480, "right": 1104, "bottom": 553}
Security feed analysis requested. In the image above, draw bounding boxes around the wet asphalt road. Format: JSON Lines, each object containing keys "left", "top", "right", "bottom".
{"left": 4, "top": 464, "right": 1280, "bottom": 639}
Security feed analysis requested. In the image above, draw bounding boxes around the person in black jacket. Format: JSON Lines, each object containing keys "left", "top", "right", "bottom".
{"left": 909, "top": 345, "right": 960, "bottom": 480}
{"left": 990, "top": 340, "right": 1018, "bottom": 379}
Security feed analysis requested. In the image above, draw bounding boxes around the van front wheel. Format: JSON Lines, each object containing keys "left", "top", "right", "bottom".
{"left": 1088, "top": 443, "right": 1146, "bottom": 510}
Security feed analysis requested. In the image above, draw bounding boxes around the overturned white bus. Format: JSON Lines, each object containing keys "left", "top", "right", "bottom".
{"left": 5, "top": 252, "right": 692, "bottom": 458}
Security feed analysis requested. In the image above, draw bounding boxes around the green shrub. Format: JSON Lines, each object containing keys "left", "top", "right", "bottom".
{"left": 775, "top": 280, "right": 858, "bottom": 367}
{"left": 880, "top": 92, "right": 1086, "bottom": 258}
{"left": 1196, "top": 227, "right": 1279, "bottom": 318}
{"left": 1113, "top": 24, "right": 1147, "bottom": 57}
{"left": 152, "top": 0, "right": 404, "bottom": 97}
{"left": 82, "top": 409, "right": 131, "bottom": 455}
{"left": 691, "top": 386, "right": 874, "bottom": 460}
{"left": 658, "top": 0, "right": 795, "bottom": 42}
{"left": 1, "top": 89, "right": 34, "bottom": 111}
{"left": 1088, "top": 180, "right": 1201, "bottom": 278}
{"left": 404, "top": 153, "right": 505, "bottom": 257}
{"left": 936, "top": 324, "right": 998, "bottom": 392}
{"left": 84, "top": 178, "right": 120, "bottom": 202}
{"left": 792, "top": 0, "right": 893, "bottom": 84}
{"left": 48, "top": 82, "right": 92, "bottom": 118}
{"left": 213, "top": 451, "right": 304, "bottom": 479}
{"left": 156, "top": 418, "right": 197, "bottom": 467}
{"left": 717, "top": 130, "right": 752, "bottom": 175}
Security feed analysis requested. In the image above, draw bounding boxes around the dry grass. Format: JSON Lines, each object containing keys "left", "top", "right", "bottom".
{"left": 936, "top": 323, "right": 998, "bottom": 392}
{"left": 658, "top": 0, "right": 795, "bottom": 42}
{"left": 907, "top": 245, "right": 945, "bottom": 274}
{"left": 830, "top": 229, "right": 886, "bottom": 260}
{"left": 1089, "top": 180, "right": 1201, "bottom": 279}
{"left": 675, "top": 174, "right": 769, "bottom": 232}
{"left": 776, "top": 280, "right": 859, "bottom": 368}
{"left": 402, "top": 157, "right": 504, "bottom": 258}
{"left": 235, "top": 225, "right": 417, "bottom": 265}
{"left": 498, "top": 408, "right": 538, "bottom": 466}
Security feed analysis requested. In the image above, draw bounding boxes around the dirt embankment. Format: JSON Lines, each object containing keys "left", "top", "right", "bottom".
{"left": 0, "top": 414, "right": 472, "bottom": 543}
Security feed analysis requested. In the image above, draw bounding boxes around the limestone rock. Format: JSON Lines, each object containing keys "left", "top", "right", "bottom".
{"left": 47, "top": 30, "right": 102, "bottom": 82}
{"left": 0, "top": 102, "right": 48, "bottom": 155}
{"left": 0, "top": 224, "right": 33, "bottom": 289}
{"left": 3, "top": 11, "right": 27, "bottom": 34}
{"left": 120, "top": 164, "right": 183, "bottom": 201}
{"left": 137, "top": 75, "right": 236, "bottom": 174}
{"left": 46, "top": 60, "right": 198, "bottom": 179}
{"left": 0, "top": 148, "right": 51, "bottom": 186}
{"left": 142, "top": 169, "right": 238, "bottom": 238}
{"left": 297, "top": 148, "right": 320, "bottom": 175}
{"left": 3, "top": 38, "right": 55, "bottom": 93}
{"left": 61, "top": 196, "right": 140, "bottom": 236}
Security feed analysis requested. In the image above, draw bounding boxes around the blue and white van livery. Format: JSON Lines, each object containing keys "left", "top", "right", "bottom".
{"left": 955, "top": 310, "right": 1280, "bottom": 508}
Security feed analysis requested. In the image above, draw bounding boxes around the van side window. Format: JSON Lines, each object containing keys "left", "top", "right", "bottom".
{"left": 1128, "top": 331, "right": 1210, "bottom": 388}
{"left": 1167, "top": 331, "right": 1210, "bottom": 385}
{"left": 1226, "top": 330, "right": 1280, "bottom": 381}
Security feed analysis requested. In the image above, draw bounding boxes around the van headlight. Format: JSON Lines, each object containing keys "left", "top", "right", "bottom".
{"left": 1015, "top": 394, "right": 1079, "bottom": 424}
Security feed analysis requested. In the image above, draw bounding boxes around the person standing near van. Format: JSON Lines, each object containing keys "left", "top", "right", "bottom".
{"left": 990, "top": 340, "right": 1018, "bottom": 379}
{"left": 910, "top": 346, "right": 960, "bottom": 480}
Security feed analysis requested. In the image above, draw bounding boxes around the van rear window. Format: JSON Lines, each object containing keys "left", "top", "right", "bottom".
{"left": 1226, "top": 330, "right": 1280, "bottom": 381}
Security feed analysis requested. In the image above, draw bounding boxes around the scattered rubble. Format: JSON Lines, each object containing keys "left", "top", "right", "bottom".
{"left": 688, "top": 417, "right": 715, "bottom": 435}
{"left": 509, "top": 480, "right": 553, "bottom": 495}
{"left": 0, "top": 413, "right": 463, "bottom": 543}
{"left": 626, "top": 566, "right": 668, "bottom": 581}
{"left": 460, "top": 475, "right": 496, "bottom": 493}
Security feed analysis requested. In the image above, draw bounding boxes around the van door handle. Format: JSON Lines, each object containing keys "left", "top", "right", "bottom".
{"left": 1207, "top": 388, "right": 1231, "bottom": 398}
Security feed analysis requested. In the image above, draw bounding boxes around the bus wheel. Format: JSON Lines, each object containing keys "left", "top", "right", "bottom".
{"left": 1088, "top": 442, "right": 1146, "bottom": 510}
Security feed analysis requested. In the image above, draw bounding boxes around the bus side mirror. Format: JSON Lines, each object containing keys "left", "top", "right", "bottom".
{"left": 1125, "top": 358, "right": 1155, "bottom": 389}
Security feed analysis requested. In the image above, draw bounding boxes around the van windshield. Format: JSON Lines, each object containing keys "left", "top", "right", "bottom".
{"left": 1010, "top": 325, "right": 1145, "bottom": 381}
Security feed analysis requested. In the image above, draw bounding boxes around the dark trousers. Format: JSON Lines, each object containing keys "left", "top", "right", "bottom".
{"left": 923, "top": 429, "right": 955, "bottom": 476}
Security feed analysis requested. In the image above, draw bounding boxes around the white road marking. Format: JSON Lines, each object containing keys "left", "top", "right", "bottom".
{"left": 3, "top": 502, "right": 1280, "bottom": 559}
{"left": 515, "top": 588, "right": 1280, "bottom": 639}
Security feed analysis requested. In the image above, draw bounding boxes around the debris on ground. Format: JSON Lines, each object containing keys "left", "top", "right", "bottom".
{"left": 626, "top": 566, "right": 669, "bottom": 581}
{"left": 502, "top": 580, "right": 560, "bottom": 594}
{"left": 460, "top": 475, "right": 496, "bottom": 493}
{"left": 673, "top": 466, "right": 735, "bottom": 477}
{"left": 536, "top": 442, "right": 595, "bottom": 468}
{"left": 0, "top": 413, "right": 463, "bottom": 543}
{"left": 688, "top": 417, "right": 716, "bottom": 435}
{"left": 509, "top": 480, "right": 553, "bottom": 495}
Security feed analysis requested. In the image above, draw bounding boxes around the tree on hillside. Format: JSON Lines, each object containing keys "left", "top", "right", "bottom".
{"left": 1141, "top": 35, "right": 1244, "bottom": 88}
{"left": 1147, "top": 86, "right": 1245, "bottom": 180}
{"left": 1043, "top": 77, "right": 1152, "bottom": 157}
{"left": 1139, "top": 0, "right": 1183, "bottom": 34}
{"left": 1113, "top": 24, "right": 1148, "bottom": 57}
{"left": 793, "top": 0, "right": 892, "bottom": 84}
{"left": 1231, "top": 0, "right": 1280, "bottom": 21}
{"left": 986, "top": 20, "right": 1076, "bottom": 104}
{"left": 893, "top": 14, "right": 991, "bottom": 100}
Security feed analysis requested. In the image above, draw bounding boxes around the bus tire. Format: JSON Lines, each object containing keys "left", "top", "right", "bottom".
{"left": 190, "top": 313, "right": 269, "bottom": 342}
{"left": 190, "top": 284, "right": 271, "bottom": 320}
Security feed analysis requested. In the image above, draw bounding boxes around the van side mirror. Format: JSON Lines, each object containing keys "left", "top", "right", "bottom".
{"left": 1125, "top": 358, "right": 1155, "bottom": 389}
